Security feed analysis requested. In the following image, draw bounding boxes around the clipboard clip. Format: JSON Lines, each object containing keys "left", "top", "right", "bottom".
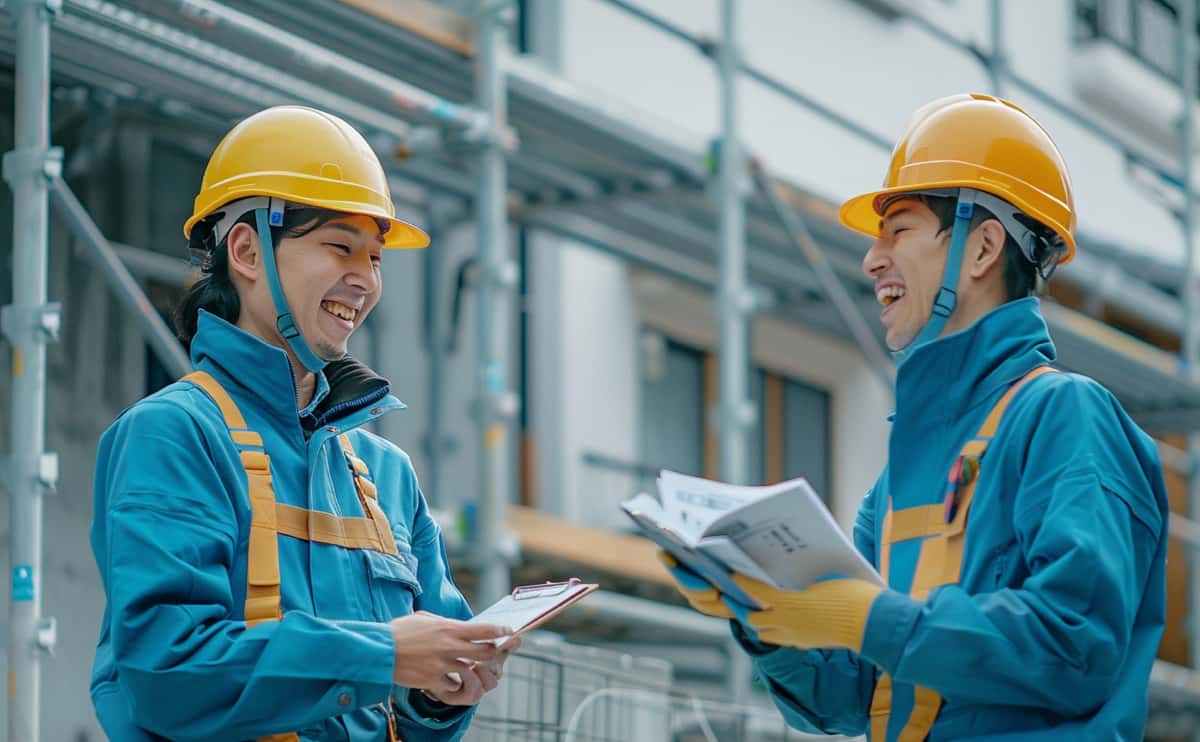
{"left": 512, "top": 577, "right": 581, "bottom": 600}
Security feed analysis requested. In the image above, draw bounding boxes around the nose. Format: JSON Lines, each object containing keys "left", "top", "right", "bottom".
{"left": 345, "top": 249, "right": 381, "bottom": 294}
{"left": 862, "top": 238, "right": 890, "bottom": 279}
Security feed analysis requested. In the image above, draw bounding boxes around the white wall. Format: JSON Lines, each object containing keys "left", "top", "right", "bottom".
{"left": 556, "top": 0, "right": 1197, "bottom": 268}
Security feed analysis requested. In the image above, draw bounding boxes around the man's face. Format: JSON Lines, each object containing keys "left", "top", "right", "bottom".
{"left": 861, "top": 197, "right": 949, "bottom": 351}
{"left": 272, "top": 214, "right": 384, "bottom": 361}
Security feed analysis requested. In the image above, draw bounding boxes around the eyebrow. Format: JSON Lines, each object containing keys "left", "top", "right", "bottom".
{"left": 878, "top": 206, "right": 914, "bottom": 232}
{"left": 323, "top": 221, "right": 386, "bottom": 246}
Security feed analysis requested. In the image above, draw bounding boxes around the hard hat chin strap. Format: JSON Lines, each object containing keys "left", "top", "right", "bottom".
{"left": 255, "top": 204, "right": 328, "bottom": 374}
{"left": 892, "top": 189, "right": 975, "bottom": 365}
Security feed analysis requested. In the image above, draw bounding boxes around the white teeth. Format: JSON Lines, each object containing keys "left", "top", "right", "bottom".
{"left": 876, "top": 286, "right": 906, "bottom": 306}
{"left": 321, "top": 300, "right": 358, "bottom": 322}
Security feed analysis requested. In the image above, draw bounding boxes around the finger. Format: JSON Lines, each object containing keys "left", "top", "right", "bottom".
{"left": 456, "top": 621, "right": 513, "bottom": 642}
{"left": 688, "top": 595, "right": 733, "bottom": 619}
{"left": 744, "top": 607, "right": 781, "bottom": 630}
{"left": 452, "top": 640, "right": 501, "bottom": 663}
{"left": 719, "top": 594, "right": 753, "bottom": 624}
{"left": 499, "top": 636, "right": 522, "bottom": 657}
{"left": 434, "top": 671, "right": 464, "bottom": 695}
{"left": 474, "top": 662, "right": 499, "bottom": 693}
{"left": 655, "top": 549, "right": 679, "bottom": 570}
{"left": 450, "top": 665, "right": 484, "bottom": 705}
{"left": 730, "top": 573, "right": 778, "bottom": 606}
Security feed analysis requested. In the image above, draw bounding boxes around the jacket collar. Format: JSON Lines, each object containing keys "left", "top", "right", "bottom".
{"left": 190, "top": 310, "right": 404, "bottom": 432}
{"left": 892, "top": 297, "right": 1057, "bottom": 428}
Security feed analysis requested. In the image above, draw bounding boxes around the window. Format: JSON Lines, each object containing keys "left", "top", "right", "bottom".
{"left": 1076, "top": 0, "right": 1200, "bottom": 83}
{"left": 640, "top": 335, "right": 706, "bottom": 477}
{"left": 637, "top": 330, "right": 831, "bottom": 500}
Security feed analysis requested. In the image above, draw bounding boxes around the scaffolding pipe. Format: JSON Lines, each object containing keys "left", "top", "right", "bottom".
{"left": 49, "top": 175, "right": 192, "bottom": 378}
{"left": 473, "top": 0, "right": 514, "bottom": 608}
{"left": 120, "top": 0, "right": 490, "bottom": 136}
{"left": 1179, "top": 0, "right": 1200, "bottom": 719}
{"left": 987, "top": 0, "right": 1004, "bottom": 94}
{"left": 3, "top": 2, "right": 55, "bottom": 738}
{"left": 715, "top": 0, "right": 750, "bottom": 490}
{"left": 752, "top": 163, "right": 895, "bottom": 399}
{"left": 715, "top": 0, "right": 754, "bottom": 706}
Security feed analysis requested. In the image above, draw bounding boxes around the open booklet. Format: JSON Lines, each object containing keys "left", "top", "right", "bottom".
{"left": 621, "top": 470, "right": 882, "bottom": 609}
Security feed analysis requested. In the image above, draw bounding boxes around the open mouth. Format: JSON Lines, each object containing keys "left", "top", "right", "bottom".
{"left": 320, "top": 300, "right": 359, "bottom": 325}
{"left": 876, "top": 285, "right": 906, "bottom": 308}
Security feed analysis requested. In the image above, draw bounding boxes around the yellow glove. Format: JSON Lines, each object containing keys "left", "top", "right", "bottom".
{"left": 656, "top": 550, "right": 734, "bottom": 619}
{"left": 731, "top": 573, "right": 884, "bottom": 652}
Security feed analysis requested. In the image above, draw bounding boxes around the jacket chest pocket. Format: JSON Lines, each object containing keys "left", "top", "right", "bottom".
{"left": 365, "top": 544, "right": 423, "bottom": 620}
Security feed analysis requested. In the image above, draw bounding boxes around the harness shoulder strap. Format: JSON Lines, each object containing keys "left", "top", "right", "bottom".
{"left": 184, "top": 371, "right": 283, "bottom": 628}
{"left": 869, "top": 365, "right": 1057, "bottom": 741}
{"left": 182, "top": 372, "right": 301, "bottom": 742}
{"left": 338, "top": 434, "right": 399, "bottom": 556}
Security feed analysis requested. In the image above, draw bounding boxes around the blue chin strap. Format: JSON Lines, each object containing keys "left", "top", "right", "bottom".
{"left": 255, "top": 204, "right": 328, "bottom": 374}
{"left": 893, "top": 189, "right": 976, "bottom": 365}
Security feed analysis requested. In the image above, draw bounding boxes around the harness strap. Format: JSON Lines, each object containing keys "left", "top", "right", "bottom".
{"left": 868, "top": 365, "right": 1056, "bottom": 740}
{"left": 183, "top": 372, "right": 405, "bottom": 742}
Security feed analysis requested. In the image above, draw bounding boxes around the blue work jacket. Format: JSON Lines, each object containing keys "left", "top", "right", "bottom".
{"left": 90, "top": 310, "right": 475, "bottom": 741}
{"left": 742, "top": 298, "right": 1169, "bottom": 741}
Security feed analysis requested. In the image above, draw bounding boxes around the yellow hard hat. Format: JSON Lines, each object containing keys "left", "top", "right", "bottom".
{"left": 839, "top": 93, "right": 1076, "bottom": 264}
{"left": 183, "top": 105, "right": 429, "bottom": 249}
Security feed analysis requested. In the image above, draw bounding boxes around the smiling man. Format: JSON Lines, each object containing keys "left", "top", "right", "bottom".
{"left": 89, "top": 106, "right": 517, "bottom": 741}
{"left": 660, "top": 94, "right": 1169, "bottom": 740}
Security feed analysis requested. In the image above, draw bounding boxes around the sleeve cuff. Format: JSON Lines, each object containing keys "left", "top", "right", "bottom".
{"left": 857, "top": 589, "right": 922, "bottom": 674}
{"left": 391, "top": 687, "right": 471, "bottom": 729}
{"left": 729, "top": 619, "right": 779, "bottom": 657}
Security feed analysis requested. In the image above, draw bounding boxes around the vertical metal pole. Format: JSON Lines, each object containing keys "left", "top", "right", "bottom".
{"left": 424, "top": 207, "right": 446, "bottom": 508}
{"left": 716, "top": 0, "right": 753, "bottom": 705}
{"left": 4, "top": 2, "right": 55, "bottom": 740}
{"left": 474, "top": 0, "right": 514, "bottom": 608}
{"left": 1179, "top": 1, "right": 1200, "bottom": 723}
{"left": 988, "top": 0, "right": 1004, "bottom": 94}
{"left": 716, "top": 0, "right": 749, "bottom": 488}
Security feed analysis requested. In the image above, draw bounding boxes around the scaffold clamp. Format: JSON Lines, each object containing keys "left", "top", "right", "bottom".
{"left": 1, "top": 301, "right": 62, "bottom": 349}
{"left": 35, "top": 616, "right": 56, "bottom": 656}
{"left": 2, "top": 145, "right": 62, "bottom": 188}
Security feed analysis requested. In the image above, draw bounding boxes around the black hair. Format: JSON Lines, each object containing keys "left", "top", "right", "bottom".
{"left": 918, "top": 194, "right": 1041, "bottom": 302}
{"left": 174, "top": 205, "right": 361, "bottom": 351}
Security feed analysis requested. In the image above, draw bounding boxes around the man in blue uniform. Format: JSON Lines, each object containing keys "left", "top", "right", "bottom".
{"left": 90, "top": 105, "right": 518, "bottom": 741}
{"left": 662, "top": 93, "right": 1169, "bottom": 740}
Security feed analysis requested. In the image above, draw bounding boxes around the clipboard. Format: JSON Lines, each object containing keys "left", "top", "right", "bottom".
{"left": 469, "top": 578, "right": 598, "bottom": 645}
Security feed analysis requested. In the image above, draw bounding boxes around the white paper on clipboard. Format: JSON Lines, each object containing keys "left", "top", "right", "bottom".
{"left": 469, "top": 578, "right": 598, "bottom": 645}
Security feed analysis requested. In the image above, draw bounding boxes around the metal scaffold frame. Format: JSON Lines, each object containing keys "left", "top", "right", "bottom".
{"left": 6, "top": 0, "right": 1200, "bottom": 736}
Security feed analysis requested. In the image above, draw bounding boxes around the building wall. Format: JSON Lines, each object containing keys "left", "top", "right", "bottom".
{"left": 4, "top": 1, "right": 1197, "bottom": 738}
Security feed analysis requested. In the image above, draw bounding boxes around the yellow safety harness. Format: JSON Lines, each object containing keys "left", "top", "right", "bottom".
{"left": 868, "top": 365, "right": 1056, "bottom": 741}
{"left": 184, "top": 371, "right": 402, "bottom": 742}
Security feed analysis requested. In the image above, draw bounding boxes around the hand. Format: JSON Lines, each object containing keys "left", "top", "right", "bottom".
{"left": 731, "top": 573, "right": 884, "bottom": 652}
{"left": 656, "top": 550, "right": 735, "bottom": 619}
{"left": 424, "top": 635, "right": 523, "bottom": 706}
{"left": 473, "top": 635, "right": 523, "bottom": 694}
{"left": 390, "top": 611, "right": 510, "bottom": 696}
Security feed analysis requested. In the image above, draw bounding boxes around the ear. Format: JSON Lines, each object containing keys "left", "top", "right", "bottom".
{"left": 226, "top": 222, "right": 260, "bottom": 283}
{"left": 967, "top": 218, "right": 1007, "bottom": 281}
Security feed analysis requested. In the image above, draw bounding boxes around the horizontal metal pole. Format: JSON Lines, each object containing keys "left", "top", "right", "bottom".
{"left": 78, "top": 0, "right": 488, "bottom": 134}
{"left": 49, "top": 175, "right": 191, "bottom": 378}
{"left": 569, "top": 590, "right": 731, "bottom": 643}
{"left": 111, "top": 243, "right": 196, "bottom": 287}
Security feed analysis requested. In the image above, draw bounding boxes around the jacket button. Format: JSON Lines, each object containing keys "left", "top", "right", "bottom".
{"left": 327, "top": 426, "right": 339, "bottom": 433}
{"left": 337, "top": 692, "right": 351, "bottom": 706}
{"left": 370, "top": 407, "right": 381, "bottom": 415}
